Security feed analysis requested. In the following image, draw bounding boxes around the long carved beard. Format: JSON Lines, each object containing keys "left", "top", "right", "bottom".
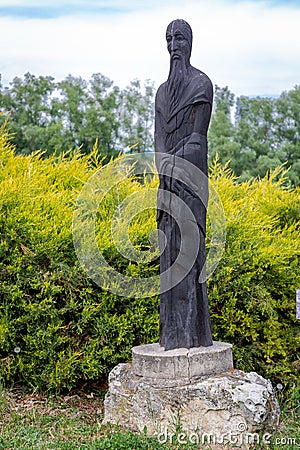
{"left": 167, "top": 59, "right": 187, "bottom": 113}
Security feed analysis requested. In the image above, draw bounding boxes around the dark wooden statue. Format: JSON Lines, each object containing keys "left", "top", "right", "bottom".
{"left": 155, "top": 19, "right": 213, "bottom": 350}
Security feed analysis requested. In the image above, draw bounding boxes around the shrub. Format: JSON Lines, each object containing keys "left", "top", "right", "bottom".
{"left": 208, "top": 161, "right": 300, "bottom": 395}
{"left": 0, "top": 121, "right": 159, "bottom": 391}
{"left": 0, "top": 121, "right": 299, "bottom": 395}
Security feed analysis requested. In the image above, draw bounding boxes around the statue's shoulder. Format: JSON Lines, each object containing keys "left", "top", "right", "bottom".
{"left": 189, "top": 67, "right": 213, "bottom": 103}
{"left": 191, "top": 66, "right": 212, "bottom": 83}
{"left": 155, "top": 81, "right": 168, "bottom": 111}
{"left": 156, "top": 81, "right": 167, "bottom": 98}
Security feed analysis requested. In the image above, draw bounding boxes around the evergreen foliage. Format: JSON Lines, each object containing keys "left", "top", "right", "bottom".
{"left": 1, "top": 74, "right": 299, "bottom": 185}
{"left": 208, "top": 160, "right": 300, "bottom": 389}
{"left": 0, "top": 73, "right": 155, "bottom": 157}
{"left": 208, "top": 85, "right": 300, "bottom": 185}
{"left": 0, "top": 121, "right": 299, "bottom": 394}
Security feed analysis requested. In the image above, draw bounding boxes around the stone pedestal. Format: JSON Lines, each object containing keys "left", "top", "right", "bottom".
{"left": 132, "top": 342, "right": 233, "bottom": 379}
{"left": 103, "top": 342, "right": 280, "bottom": 446}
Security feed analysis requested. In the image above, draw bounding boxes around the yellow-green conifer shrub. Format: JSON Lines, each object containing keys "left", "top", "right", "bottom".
{"left": 0, "top": 121, "right": 299, "bottom": 395}
{"left": 208, "top": 160, "right": 300, "bottom": 395}
{"left": 0, "top": 121, "right": 159, "bottom": 391}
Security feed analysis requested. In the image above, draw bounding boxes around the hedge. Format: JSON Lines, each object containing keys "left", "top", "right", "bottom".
{"left": 0, "top": 121, "right": 299, "bottom": 395}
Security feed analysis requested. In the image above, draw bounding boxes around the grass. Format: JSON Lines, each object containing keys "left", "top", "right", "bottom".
{"left": 0, "top": 386, "right": 104, "bottom": 449}
{"left": 0, "top": 384, "right": 299, "bottom": 449}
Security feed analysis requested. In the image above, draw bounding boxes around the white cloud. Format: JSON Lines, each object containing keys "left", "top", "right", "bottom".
{"left": 0, "top": 0, "right": 174, "bottom": 7}
{"left": 0, "top": 0, "right": 299, "bottom": 96}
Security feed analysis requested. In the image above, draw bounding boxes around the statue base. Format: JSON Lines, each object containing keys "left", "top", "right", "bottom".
{"left": 103, "top": 342, "right": 279, "bottom": 447}
{"left": 132, "top": 341, "right": 233, "bottom": 379}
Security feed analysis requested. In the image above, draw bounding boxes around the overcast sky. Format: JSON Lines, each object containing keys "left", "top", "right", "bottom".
{"left": 0, "top": 0, "right": 299, "bottom": 97}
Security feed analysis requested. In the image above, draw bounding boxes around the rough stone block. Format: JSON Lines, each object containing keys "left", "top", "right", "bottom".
{"left": 103, "top": 342, "right": 280, "bottom": 447}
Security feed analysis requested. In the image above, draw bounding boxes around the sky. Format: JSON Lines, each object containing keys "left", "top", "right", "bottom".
{"left": 0, "top": 0, "right": 299, "bottom": 97}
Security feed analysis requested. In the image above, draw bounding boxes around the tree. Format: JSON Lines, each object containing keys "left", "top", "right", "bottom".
{"left": 1, "top": 73, "right": 299, "bottom": 186}
{"left": 0, "top": 73, "right": 57, "bottom": 155}
{"left": 0, "top": 73, "right": 155, "bottom": 158}
{"left": 274, "top": 86, "right": 300, "bottom": 186}
{"left": 85, "top": 73, "right": 121, "bottom": 157}
{"left": 234, "top": 87, "right": 300, "bottom": 185}
{"left": 208, "top": 85, "right": 300, "bottom": 186}
{"left": 208, "top": 86, "right": 241, "bottom": 172}
{"left": 234, "top": 95, "right": 279, "bottom": 180}
{"left": 118, "top": 79, "right": 155, "bottom": 153}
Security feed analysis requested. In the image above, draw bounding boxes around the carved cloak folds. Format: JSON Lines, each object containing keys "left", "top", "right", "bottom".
{"left": 155, "top": 66, "right": 213, "bottom": 350}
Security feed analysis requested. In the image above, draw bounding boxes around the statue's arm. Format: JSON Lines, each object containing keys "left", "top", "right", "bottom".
{"left": 169, "top": 101, "right": 211, "bottom": 201}
{"left": 193, "top": 102, "right": 212, "bottom": 136}
{"left": 154, "top": 107, "right": 165, "bottom": 155}
{"left": 155, "top": 107, "right": 171, "bottom": 221}
{"left": 154, "top": 107, "right": 170, "bottom": 184}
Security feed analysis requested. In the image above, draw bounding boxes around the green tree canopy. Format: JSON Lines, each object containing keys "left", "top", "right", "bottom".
{"left": 0, "top": 73, "right": 154, "bottom": 158}
{"left": 209, "top": 84, "right": 300, "bottom": 185}
{"left": 0, "top": 73, "right": 299, "bottom": 184}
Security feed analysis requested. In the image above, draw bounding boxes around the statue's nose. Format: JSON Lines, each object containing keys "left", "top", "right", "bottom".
{"left": 171, "top": 37, "right": 178, "bottom": 51}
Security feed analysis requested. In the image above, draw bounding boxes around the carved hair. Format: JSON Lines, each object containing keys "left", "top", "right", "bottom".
{"left": 166, "top": 19, "right": 193, "bottom": 54}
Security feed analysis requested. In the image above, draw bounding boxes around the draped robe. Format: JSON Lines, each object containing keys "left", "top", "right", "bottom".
{"left": 155, "top": 66, "right": 214, "bottom": 350}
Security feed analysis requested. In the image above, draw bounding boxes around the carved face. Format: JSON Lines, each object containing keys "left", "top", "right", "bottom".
{"left": 166, "top": 20, "right": 192, "bottom": 63}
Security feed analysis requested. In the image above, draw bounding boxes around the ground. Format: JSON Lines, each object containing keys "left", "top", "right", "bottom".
{"left": 0, "top": 384, "right": 299, "bottom": 449}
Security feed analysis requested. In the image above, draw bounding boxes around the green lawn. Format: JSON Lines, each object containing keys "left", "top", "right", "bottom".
{"left": 0, "top": 386, "right": 299, "bottom": 449}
